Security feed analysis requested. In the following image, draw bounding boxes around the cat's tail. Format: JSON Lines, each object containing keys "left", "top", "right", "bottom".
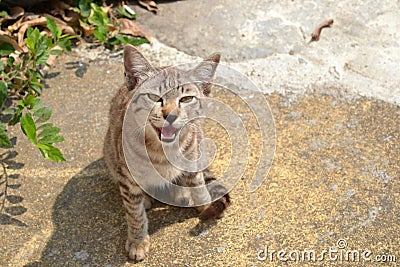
{"left": 199, "top": 169, "right": 231, "bottom": 221}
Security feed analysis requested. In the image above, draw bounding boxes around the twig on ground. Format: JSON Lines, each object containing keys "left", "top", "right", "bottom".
{"left": 311, "top": 19, "right": 334, "bottom": 42}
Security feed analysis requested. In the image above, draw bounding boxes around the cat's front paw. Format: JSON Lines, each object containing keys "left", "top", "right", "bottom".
{"left": 125, "top": 235, "right": 150, "bottom": 261}
{"left": 199, "top": 194, "right": 231, "bottom": 221}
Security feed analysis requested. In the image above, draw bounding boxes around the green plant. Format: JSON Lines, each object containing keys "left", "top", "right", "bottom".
{"left": 73, "top": 0, "right": 148, "bottom": 46}
{"left": 115, "top": 6, "right": 137, "bottom": 19}
{"left": 0, "top": 17, "right": 74, "bottom": 162}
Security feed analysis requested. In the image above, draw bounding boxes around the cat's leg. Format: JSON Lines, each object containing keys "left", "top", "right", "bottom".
{"left": 143, "top": 193, "right": 154, "bottom": 210}
{"left": 174, "top": 186, "right": 192, "bottom": 206}
{"left": 198, "top": 168, "right": 231, "bottom": 220}
{"left": 169, "top": 179, "right": 193, "bottom": 206}
{"left": 182, "top": 172, "right": 212, "bottom": 211}
{"left": 118, "top": 180, "right": 150, "bottom": 261}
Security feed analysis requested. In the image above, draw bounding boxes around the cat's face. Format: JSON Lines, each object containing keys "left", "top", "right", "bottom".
{"left": 123, "top": 45, "right": 220, "bottom": 144}
{"left": 145, "top": 81, "right": 203, "bottom": 143}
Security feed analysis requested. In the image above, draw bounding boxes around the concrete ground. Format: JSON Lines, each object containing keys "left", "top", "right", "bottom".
{"left": 1, "top": 0, "right": 399, "bottom": 266}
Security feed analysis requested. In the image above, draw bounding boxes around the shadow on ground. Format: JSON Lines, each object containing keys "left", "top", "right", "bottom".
{"left": 0, "top": 151, "right": 27, "bottom": 227}
{"left": 25, "top": 158, "right": 204, "bottom": 266}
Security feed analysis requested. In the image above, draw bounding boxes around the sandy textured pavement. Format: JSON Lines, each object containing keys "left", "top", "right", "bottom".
{"left": 1, "top": 0, "right": 399, "bottom": 266}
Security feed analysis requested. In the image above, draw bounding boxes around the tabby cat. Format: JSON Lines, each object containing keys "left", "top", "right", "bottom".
{"left": 103, "top": 45, "right": 230, "bottom": 261}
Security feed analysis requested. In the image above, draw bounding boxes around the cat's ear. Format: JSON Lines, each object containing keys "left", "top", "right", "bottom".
{"left": 189, "top": 52, "right": 221, "bottom": 96}
{"left": 124, "top": 45, "right": 155, "bottom": 90}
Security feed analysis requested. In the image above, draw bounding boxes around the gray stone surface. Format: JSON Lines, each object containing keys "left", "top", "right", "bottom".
{"left": 136, "top": 0, "right": 400, "bottom": 104}
{"left": 0, "top": 1, "right": 399, "bottom": 266}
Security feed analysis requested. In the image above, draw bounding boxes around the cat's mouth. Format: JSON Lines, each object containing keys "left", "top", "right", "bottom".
{"left": 154, "top": 125, "right": 179, "bottom": 143}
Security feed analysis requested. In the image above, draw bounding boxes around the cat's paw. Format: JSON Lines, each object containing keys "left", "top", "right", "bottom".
{"left": 125, "top": 235, "right": 150, "bottom": 261}
{"left": 199, "top": 195, "right": 231, "bottom": 221}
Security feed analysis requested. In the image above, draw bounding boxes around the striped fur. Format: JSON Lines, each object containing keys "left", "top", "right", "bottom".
{"left": 103, "top": 45, "right": 230, "bottom": 261}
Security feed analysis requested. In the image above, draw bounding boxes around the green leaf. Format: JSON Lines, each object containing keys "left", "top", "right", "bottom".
{"left": 36, "top": 50, "right": 50, "bottom": 65}
{"left": 37, "top": 143, "right": 65, "bottom": 162}
{"left": 105, "top": 36, "right": 120, "bottom": 46}
{"left": 25, "top": 28, "right": 40, "bottom": 52}
{"left": 46, "top": 37, "right": 53, "bottom": 48}
{"left": 115, "top": 34, "right": 149, "bottom": 46}
{"left": 0, "top": 80, "right": 7, "bottom": 106}
{"left": 78, "top": 0, "right": 92, "bottom": 18}
{"left": 37, "top": 122, "right": 53, "bottom": 132}
{"left": 26, "top": 27, "right": 33, "bottom": 37}
{"left": 0, "top": 43, "right": 14, "bottom": 56}
{"left": 27, "top": 30, "right": 48, "bottom": 60}
{"left": 20, "top": 112, "right": 37, "bottom": 144}
{"left": 57, "top": 39, "right": 72, "bottom": 52}
{"left": 33, "top": 107, "right": 52, "bottom": 123}
{"left": 93, "top": 25, "right": 108, "bottom": 43}
{"left": 0, "top": 11, "right": 9, "bottom": 17}
{"left": 37, "top": 123, "right": 60, "bottom": 138}
{"left": 2, "top": 107, "right": 15, "bottom": 115}
{"left": 89, "top": 3, "right": 108, "bottom": 25}
{"left": 60, "top": 34, "right": 76, "bottom": 40}
{"left": 23, "top": 94, "right": 36, "bottom": 108}
{"left": 8, "top": 103, "right": 24, "bottom": 126}
{"left": 8, "top": 108, "right": 22, "bottom": 126}
{"left": 46, "top": 16, "right": 59, "bottom": 41}
{"left": 31, "top": 98, "right": 44, "bottom": 111}
{"left": 116, "top": 6, "right": 137, "bottom": 19}
{"left": 7, "top": 56, "right": 14, "bottom": 67}
{"left": 39, "top": 134, "right": 64, "bottom": 145}
{"left": 37, "top": 123, "right": 64, "bottom": 145}
{"left": 29, "top": 80, "right": 44, "bottom": 95}
{"left": 49, "top": 49, "right": 63, "bottom": 55}
{"left": 33, "top": 69, "right": 45, "bottom": 81}
{"left": 0, "top": 123, "right": 11, "bottom": 147}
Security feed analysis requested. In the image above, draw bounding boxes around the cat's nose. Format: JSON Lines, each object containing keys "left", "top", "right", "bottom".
{"left": 164, "top": 114, "right": 178, "bottom": 124}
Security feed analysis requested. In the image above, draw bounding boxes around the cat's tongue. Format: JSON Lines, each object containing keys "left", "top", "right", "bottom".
{"left": 160, "top": 125, "right": 177, "bottom": 142}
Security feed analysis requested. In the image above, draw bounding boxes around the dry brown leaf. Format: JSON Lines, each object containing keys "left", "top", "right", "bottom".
{"left": 41, "top": 45, "right": 63, "bottom": 76}
{"left": 17, "top": 17, "right": 47, "bottom": 46}
{"left": 0, "top": 6, "right": 25, "bottom": 25}
{"left": 9, "top": 50, "right": 24, "bottom": 67}
{"left": 107, "top": 23, "right": 118, "bottom": 33}
{"left": 118, "top": 18, "right": 151, "bottom": 39}
{"left": 7, "top": 16, "right": 24, "bottom": 33}
{"left": 138, "top": 0, "right": 159, "bottom": 14}
{"left": 9, "top": 6, "right": 25, "bottom": 19}
{"left": 80, "top": 22, "right": 94, "bottom": 36}
{"left": 16, "top": 15, "right": 76, "bottom": 46}
{"left": 49, "top": 0, "right": 80, "bottom": 23}
{"left": 46, "top": 15, "right": 76, "bottom": 36}
{"left": 0, "top": 34, "right": 23, "bottom": 52}
{"left": 23, "top": 14, "right": 42, "bottom": 21}
{"left": 101, "top": 3, "right": 114, "bottom": 15}
{"left": 50, "top": 0, "right": 69, "bottom": 15}
{"left": 63, "top": 9, "right": 80, "bottom": 23}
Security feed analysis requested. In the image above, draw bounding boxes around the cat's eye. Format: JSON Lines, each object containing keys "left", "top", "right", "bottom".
{"left": 147, "top": 93, "right": 162, "bottom": 102}
{"left": 180, "top": 96, "right": 195, "bottom": 103}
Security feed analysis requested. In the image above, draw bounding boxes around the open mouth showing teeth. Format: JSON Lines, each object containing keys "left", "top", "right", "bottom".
{"left": 155, "top": 125, "right": 178, "bottom": 142}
